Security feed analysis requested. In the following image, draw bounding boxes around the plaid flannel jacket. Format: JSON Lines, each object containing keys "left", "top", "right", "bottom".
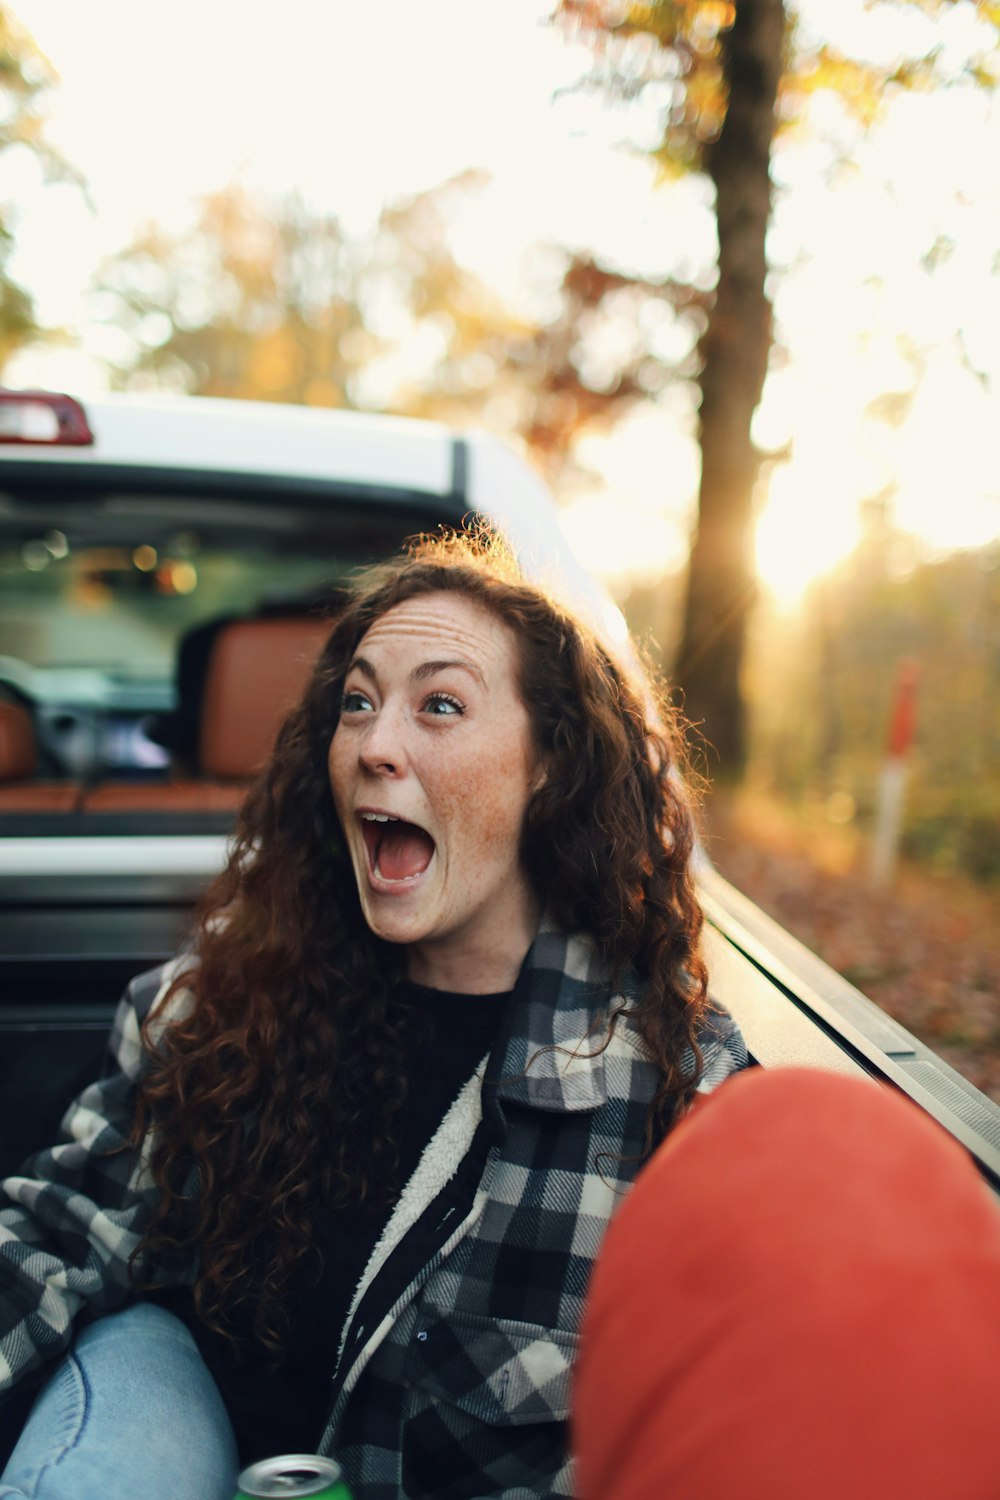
{"left": 0, "top": 922, "right": 746, "bottom": 1498}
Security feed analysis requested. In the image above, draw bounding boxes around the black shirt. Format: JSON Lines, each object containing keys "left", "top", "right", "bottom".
{"left": 183, "top": 980, "right": 509, "bottom": 1464}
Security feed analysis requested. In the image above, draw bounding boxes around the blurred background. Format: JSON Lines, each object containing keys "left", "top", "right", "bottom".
{"left": 1, "top": 0, "right": 997, "bottom": 1096}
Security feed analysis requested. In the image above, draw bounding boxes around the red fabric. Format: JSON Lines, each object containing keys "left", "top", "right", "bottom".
{"left": 574, "top": 1067, "right": 1000, "bottom": 1500}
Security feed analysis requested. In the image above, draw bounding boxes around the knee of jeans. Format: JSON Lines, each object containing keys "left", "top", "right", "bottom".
{"left": 73, "top": 1302, "right": 198, "bottom": 1356}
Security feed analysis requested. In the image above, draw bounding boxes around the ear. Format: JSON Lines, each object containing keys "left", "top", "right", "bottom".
{"left": 532, "top": 756, "right": 550, "bottom": 794}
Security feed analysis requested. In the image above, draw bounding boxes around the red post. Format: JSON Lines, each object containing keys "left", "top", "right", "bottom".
{"left": 886, "top": 659, "right": 919, "bottom": 760}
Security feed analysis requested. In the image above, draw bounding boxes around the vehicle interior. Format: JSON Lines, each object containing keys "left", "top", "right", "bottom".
{"left": 0, "top": 467, "right": 464, "bottom": 830}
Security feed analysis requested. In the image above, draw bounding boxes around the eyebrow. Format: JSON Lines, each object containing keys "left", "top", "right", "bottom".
{"left": 348, "top": 656, "right": 487, "bottom": 687}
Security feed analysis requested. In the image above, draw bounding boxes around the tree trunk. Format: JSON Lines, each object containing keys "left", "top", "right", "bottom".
{"left": 674, "top": 0, "right": 785, "bottom": 777}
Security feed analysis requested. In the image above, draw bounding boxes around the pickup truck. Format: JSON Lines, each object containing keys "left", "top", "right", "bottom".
{"left": 2, "top": 388, "right": 999, "bottom": 1458}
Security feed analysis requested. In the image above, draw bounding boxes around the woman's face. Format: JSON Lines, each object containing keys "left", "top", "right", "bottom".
{"left": 328, "top": 591, "right": 544, "bottom": 989}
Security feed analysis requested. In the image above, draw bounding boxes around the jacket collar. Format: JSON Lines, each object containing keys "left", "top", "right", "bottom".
{"left": 485, "top": 919, "right": 630, "bottom": 1115}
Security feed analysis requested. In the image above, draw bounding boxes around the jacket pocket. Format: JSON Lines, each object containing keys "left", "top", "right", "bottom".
{"left": 407, "top": 1307, "right": 576, "bottom": 1425}
{"left": 402, "top": 1308, "right": 577, "bottom": 1498}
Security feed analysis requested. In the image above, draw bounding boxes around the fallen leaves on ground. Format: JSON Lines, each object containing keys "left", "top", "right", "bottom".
{"left": 702, "top": 789, "right": 1000, "bottom": 1105}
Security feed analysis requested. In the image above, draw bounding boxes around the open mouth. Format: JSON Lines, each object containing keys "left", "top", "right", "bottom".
{"left": 358, "top": 812, "right": 435, "bottom": 883}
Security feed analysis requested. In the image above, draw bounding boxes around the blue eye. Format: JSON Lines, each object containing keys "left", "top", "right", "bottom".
{"left": 341, "top": 689, "right": 374, "bottom": 713}
{"left": 423, "top": 693, "right": 463, "bottom": 717}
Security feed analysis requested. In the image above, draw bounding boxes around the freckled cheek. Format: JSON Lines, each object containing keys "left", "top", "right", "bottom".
{"left": 435, "top": 754, "right": 533, "bottom": 881}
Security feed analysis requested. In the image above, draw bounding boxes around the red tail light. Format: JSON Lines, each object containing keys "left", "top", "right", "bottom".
{"left": 0, "top": 390, "right": 94, "bottom": 446}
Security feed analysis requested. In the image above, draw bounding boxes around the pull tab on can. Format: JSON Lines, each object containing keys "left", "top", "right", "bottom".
{"left": 235, "top": 1453, "right": 353, "bottom": 1499}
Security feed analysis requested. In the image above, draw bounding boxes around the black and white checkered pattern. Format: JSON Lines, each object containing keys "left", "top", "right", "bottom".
{"left": 0, "top": 956, "right": 195, "bottom": 1396}
{"left": 323, "top": 924, "right": 745, "bottom": 1497}
{"left": 0, "top": 924, "right": 746, "bottom": 1497}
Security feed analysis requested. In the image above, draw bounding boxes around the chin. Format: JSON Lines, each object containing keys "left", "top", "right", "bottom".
{"left": 359, "top": 899, "right": 432, "bottom": 948}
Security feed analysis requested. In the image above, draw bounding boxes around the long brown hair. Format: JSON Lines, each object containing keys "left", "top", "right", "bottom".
{"left": 130, "top": 531, "right": 708, "bottom": 1353}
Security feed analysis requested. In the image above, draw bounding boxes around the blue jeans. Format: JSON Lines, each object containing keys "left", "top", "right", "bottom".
{"left": 0, "top": 1303, "right": 239, "bottom": 1500}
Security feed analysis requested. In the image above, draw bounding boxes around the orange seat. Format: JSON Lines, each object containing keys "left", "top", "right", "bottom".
{"left": 0, "top": 702, "right": 80, "bottom": 812}
{"left": 79, "top": 781, "right": 248, "bottom": 814}
{"left": 82, "top": 616, "right": 331, "bottom": 813}
{"left": 198, "top": 616, "right": 333, "bottom": 780}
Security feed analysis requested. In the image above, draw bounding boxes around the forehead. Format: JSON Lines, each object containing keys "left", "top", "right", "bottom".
{"left": 355, "top": 593, "right": 520, "bottom": 683}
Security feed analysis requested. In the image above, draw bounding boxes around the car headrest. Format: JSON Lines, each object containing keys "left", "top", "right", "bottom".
{"left": 0, "top": 701, "right": 38, "bottom": 782}
{"left": 199, "top": 617, "right": 332, "bottom": 780}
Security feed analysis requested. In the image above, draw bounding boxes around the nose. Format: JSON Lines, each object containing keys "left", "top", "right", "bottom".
{"left": 357, "top": 705, "right": 407, "bottom": 777}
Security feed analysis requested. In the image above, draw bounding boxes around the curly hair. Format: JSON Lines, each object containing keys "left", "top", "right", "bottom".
{"left": 130, "top": 530, "right": 709, "bottom": 1355}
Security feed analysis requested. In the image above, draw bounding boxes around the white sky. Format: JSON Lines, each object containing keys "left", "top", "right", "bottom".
{"left": 4, "top": 0, "right": 1000, "bottom": 598}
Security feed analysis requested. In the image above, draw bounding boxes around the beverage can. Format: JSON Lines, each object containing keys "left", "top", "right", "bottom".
{"left": 234, "top": 1453, "right": 353, "bottom": 1499}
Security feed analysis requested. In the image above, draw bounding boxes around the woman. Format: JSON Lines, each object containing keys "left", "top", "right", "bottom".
{"left": 0, "top": 532, "right": 745, "bottom": 1500}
